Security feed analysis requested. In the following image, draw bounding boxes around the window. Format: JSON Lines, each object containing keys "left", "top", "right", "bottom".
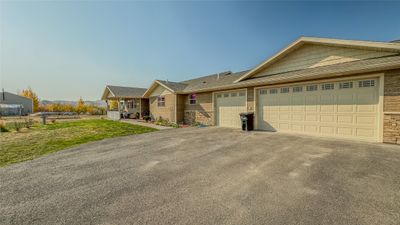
{"left": 239, "top": 92, "right": 245, "bottom": 97}
{"left": 269, "top": 89, "right": 278, "bottom": 94}
{"left": 339, "top": 81, "right": 353, "bottom": 89}
{"left": 359, "top": 80, "right": 376, "bottom": 88}
{"left": 189, "top": 94, "right": 197, "bottom": 105}
{"left": 321, "top": 83, "right": 334, "bottom": 90}
{"left": 157, "top": 96, "right": 165, "bottom": 107}
{"left": 260, "top": 89, "right": 268, "bottom": 95}
{"left": 223, "top": 93, "right": 229, "bottom": 98}
{"left": 127, "top": 100, "right": 136, "bottom": 109}
{"left": 280, "top": 87, "right": 290, "bottom": 93}
{"left": 216, "top": 94, "right": 222, "bottom": 98}
{"left": 231, "top": 92, "right": 237, "bottom": 97}
{"left": 293, "top": 86, "right": 303, "bottom": 93}
{"left": 306, "top": 85, "right": 318, "bottom": 91}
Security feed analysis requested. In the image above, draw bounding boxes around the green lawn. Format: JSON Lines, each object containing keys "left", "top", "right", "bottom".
{"left": 0, "top": 119, "right": 157, "bottom": 167}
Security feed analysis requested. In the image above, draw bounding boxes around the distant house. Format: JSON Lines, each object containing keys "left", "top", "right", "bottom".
{"left": 0, "top": 91, "right": 33, "bottom": 116}
{"left": 101, "top": 85, "right": 149, "bottom": 120}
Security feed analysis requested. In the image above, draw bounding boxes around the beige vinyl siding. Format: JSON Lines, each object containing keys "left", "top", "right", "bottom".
{"left": 253, "top": 45, "right": 397, "bottom": 78}
{"left": 176, "top": 95, "right": 186, "bottom": 123}
{"left": 150, "top": 85, "right": 172, "bottom": 97}
{"left": 148, "top": 85, "right": 176, "bottom": 122}
{"left": 149, "top": 94, "right": 176, "bottom": 122}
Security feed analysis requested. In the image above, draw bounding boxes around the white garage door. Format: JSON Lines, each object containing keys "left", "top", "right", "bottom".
{"left": 215, "top": 90, "right": 247, "bottom": 128}
{"left": 257, "top": 78, "right": 380, "bottom": 141}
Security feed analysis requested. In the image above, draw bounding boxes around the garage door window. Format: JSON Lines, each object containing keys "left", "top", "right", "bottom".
{"left": 231, "top": 92, "right": 237, "bottom": 97}
{"left": 260, "top": 89, "right": 268, "bottom": 95}
{"left": 339, "top": 81, "right": 353, "bottom": 89}
{"left": 293, "top": 86, "right": 303, "bottom": 93}
{"left": 224, "top": 93, "right": 229, "bottom": 97}
{"left": 269, "top": 89, "right": 278, "bottom": 94}
{"left": 321, "top": 83, "right": 334, "bottom": 90}
{"left": 359, "top": 80, "right": 375, "bottom": 88}
{"left": 306, "top": 85, "right": 318, "bottom": 91}
{"left": 216, "top": 94, "right": 222, "bottom": 98}
{"left": 280, "top": 87, "right": 290, "bottom": 93}
{"left": 239, "top": 92, "right": 245, "bottom": 97}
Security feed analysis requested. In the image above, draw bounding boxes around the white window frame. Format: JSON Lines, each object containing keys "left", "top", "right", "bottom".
{"left": 157, "top": 96, "right": 165, "bottom": 107}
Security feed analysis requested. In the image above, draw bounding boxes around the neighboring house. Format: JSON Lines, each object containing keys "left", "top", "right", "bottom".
{"left": 0, "top": 91, "right": 33, "bottom": 116}
{"left": 142, "top": 37, "right": 400, "bottom": 144}
{"left": 101, "top": 85, "right": 149, "bottom": 120}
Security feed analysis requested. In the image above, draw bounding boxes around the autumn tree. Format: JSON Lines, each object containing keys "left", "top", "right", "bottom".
{"left": 108, "top": 100, "right": 118, "bottom": 110}
{"left": 76, "top": 97, "right": 86, "bottom": 114}
{"left": 20, "top": 87, "right": 40, "bottom": 112}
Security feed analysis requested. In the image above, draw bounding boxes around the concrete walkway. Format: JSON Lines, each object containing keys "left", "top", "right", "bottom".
{"left": 120, "top": 119, "right": 173, "bottom": 130}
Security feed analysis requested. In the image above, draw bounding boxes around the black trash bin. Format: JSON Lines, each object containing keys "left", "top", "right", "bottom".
{"left": 240, "top": 112, "right": 254, "bottom": 131}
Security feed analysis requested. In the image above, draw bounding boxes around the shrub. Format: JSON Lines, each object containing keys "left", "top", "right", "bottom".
{"left": 24, "top": 118, "right": 35, "bottom": 128}
{"left": 0, "top": 120, "right": 9, "bottom": 132}
{"left": 143, "top": 116, "right": 151, "bottom": 122}
{"left": 13, "top": 122, "right": 23, "bottom": 132}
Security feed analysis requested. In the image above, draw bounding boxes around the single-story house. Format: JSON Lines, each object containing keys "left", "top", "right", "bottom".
{"left": 101, "top": 85, "right": 149, "bottom": 120}
{"left": 142, "top": 37, "right": 400, "bottom": 144}
{"left": 0, "top": 91, "right": 33, "bottom": 116}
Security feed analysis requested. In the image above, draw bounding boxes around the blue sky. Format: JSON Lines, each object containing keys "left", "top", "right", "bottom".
{"left": 1, "top": 1, "right": 399, "bottom": 100}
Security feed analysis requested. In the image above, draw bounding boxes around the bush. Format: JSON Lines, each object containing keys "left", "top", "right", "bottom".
{"left": 0, "top": 121, "right": 9, "bottom": 132}
{"left": 143, "top": 116, "right": 151, "bottom": 122}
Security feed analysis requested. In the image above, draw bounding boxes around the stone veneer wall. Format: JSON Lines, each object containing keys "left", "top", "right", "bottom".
{"left": 383, "top": 69, "right": 400, "bottom": 144}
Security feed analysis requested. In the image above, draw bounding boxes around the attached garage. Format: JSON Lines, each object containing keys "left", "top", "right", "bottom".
{"left": 256, "top": 77, "right": 381, "bottom": 141}
{"left": 214, "top": 90, "right": 247, "bottom": 128}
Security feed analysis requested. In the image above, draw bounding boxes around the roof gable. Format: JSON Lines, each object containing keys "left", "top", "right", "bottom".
{"left": 235, "top": 37, "right": 400, "bottom": 82}
{"left": 101, "top": 85, "right": 147, "bottom": 100}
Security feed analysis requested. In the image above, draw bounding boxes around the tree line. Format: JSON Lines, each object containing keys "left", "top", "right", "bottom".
{"left": 20, "top": 87, "right": 106, "bottom": 115}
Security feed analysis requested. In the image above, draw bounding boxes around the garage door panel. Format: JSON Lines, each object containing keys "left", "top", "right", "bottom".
{"left": 356, "top": 128, "right": 375, "bottom": 138}
{"left": 320, "top": 126, "right": 335, "bottom": 135}
{"left": 320, "top": 115, "right": 335, "bottom": 123}
{"left": 337, "top": 115, "right": 353, "bottom": 124}
{"left": 337, "top": 127, "right": 353, "bottom": 136}
{"left": 292, "top": 114, "right": 304, "bottom": 121}
{"left": 257, "top": 78, "right": 379, "bottom": 141}
{"left": 215, "top": 92, "right": 246, "bottom": 128}
{"left": 356, "top": 116, "right": 376, "bottom": 125}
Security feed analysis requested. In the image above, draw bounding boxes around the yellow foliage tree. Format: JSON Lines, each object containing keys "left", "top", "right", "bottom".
{"left": 20, "top": 87, "right": 40, "bottom": 112}
{"left": 76, "top": 97, "right": 86, "bottom": 114}
{"left": 108, "top": 100, "right": 118, "bottom": 110}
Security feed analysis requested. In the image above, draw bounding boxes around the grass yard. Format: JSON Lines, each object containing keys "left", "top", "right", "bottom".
{"left": 0, "top": 119, "right": 157, "bottom": 167}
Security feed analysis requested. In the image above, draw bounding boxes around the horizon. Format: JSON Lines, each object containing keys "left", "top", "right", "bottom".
{"left": 1, "top": 1, "right": 400, "bottom": 101}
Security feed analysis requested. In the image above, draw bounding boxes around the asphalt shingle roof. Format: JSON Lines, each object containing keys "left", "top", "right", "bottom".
{"left": 158, "top": 55, "right": 400, "bottom": 94}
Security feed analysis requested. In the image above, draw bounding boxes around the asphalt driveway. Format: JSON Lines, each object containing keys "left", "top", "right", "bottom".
{"left": 1, "top": 127, "right": 400, "bottom": 225}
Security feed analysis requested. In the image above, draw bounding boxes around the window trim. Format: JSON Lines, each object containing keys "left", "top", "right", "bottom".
{"left": 157, "top": 96, "right": 165, "bottom": 107}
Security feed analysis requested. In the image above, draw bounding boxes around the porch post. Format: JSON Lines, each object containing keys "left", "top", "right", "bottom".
{"left": 139, "top": 98, "right": 142, "bottom": 119}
